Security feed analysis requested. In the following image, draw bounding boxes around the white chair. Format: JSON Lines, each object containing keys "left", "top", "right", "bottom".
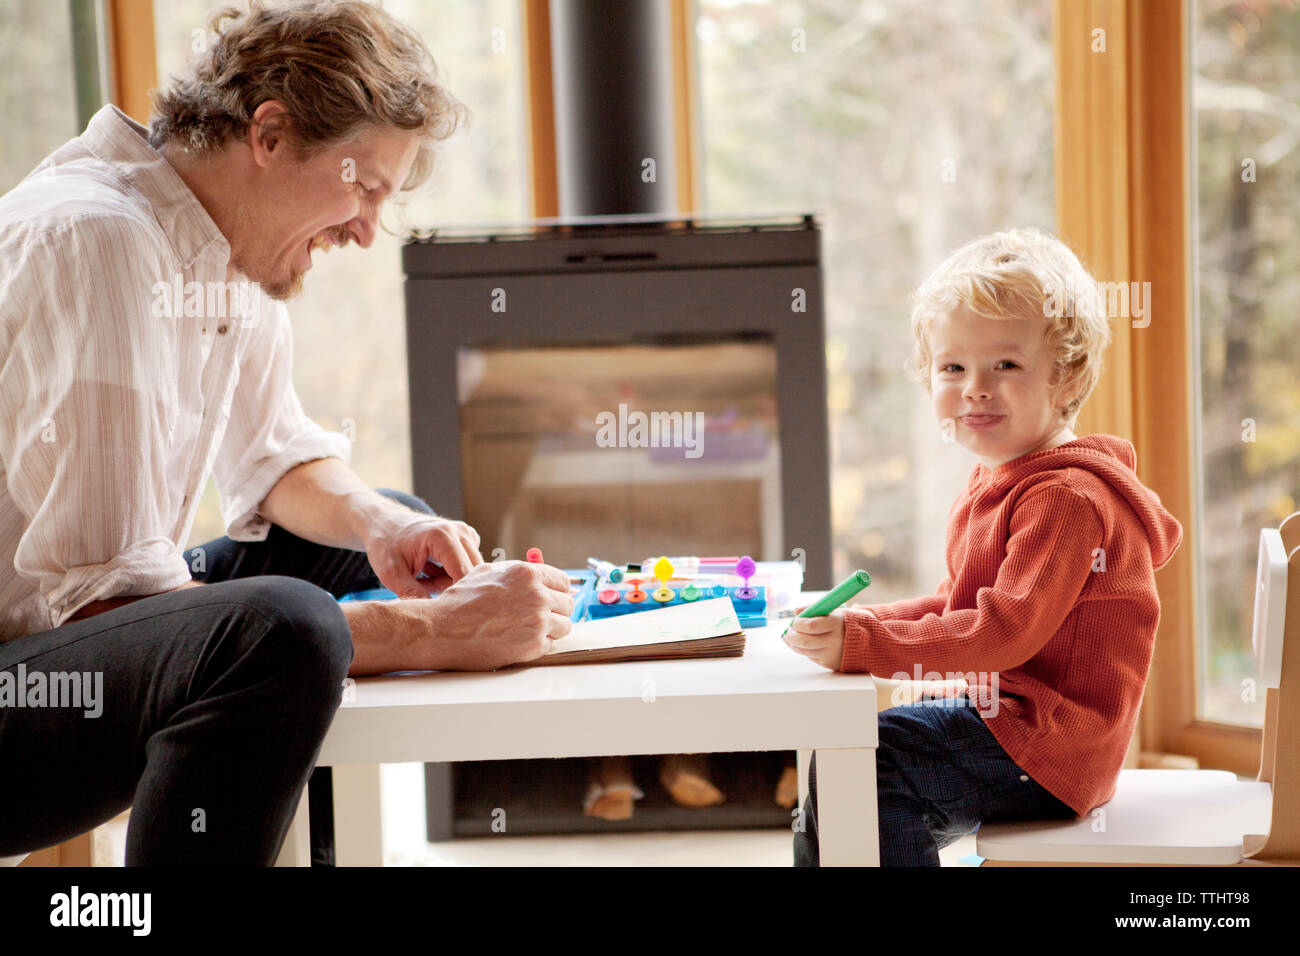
{"left": 978, "top": 515, "right": 1300, "bottom": 866}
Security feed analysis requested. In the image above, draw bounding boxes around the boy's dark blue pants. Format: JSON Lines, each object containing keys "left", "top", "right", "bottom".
{"left": 793, "top": 693, "right": 1077, "bottom": 866}
{"left": 0, "top": 486, "right": 428, "bottom": 866}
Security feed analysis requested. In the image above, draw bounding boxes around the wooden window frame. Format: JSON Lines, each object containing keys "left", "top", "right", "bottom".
{"left": 106, "top": 0, "right": 157, "bottom": 124}
{"left": 1055, "top": 0, "right": 1258, "bottom": 774}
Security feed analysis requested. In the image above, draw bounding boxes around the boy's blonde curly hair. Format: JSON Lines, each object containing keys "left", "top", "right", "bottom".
{"left": 905, "top": 228, "right": 1112, "bottom": 429}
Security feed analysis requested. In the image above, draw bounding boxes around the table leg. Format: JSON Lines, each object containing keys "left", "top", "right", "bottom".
{"left": 332, "top": 764, "right": 385, "bottom": 867}
{"left": 814, "top": 748, "right": 879, "bottom": 866}
{"left": 796, "top": 749, "right": 812, "bottom": 806}
{"left": 274, "top": 787, "right": 311, "bottom": 867}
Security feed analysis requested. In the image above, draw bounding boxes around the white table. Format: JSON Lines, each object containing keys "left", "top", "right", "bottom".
{"left": 276, "top": 617, "right": 879, "bottom": 866}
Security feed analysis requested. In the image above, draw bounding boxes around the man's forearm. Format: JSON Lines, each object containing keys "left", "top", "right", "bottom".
{"left": 341, "top": 598, "right": 441, "bottom": 676}
{"left": 258, "top": 457, "right": 426, "bottom": 551}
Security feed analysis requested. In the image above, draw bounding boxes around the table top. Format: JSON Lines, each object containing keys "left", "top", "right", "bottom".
{"left": 321, "top": 617, "right": 878, "bottom": 765}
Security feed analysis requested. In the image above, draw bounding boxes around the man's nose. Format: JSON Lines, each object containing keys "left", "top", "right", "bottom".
{"left": 348, "top": 210, "right": 378, "bottom": 249}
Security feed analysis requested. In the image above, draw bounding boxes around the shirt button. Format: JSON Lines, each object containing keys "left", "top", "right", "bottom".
{"left": 218, "top": 324, "right": 228, "bottom": 334}
{"left": 1019, "top": 774, "right": 1029, "bottom": 782}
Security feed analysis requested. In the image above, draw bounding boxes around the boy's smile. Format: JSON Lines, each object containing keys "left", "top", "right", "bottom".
{"left": 929, "top": 306, "right": 1078, "bottom": 469}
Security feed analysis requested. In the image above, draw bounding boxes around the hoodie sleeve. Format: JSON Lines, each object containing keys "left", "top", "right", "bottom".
{"left": 867, "top": 578, "right": 951, "bottom": 622}
{"left": 839, "top": 483, "right": 1104, "bottom": 676}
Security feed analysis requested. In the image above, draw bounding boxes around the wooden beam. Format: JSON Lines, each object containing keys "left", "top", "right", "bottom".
{"left": 107, "top": 0, "right": 158, "bottom": 125}
{"left": 523, "top": 0, "right": 559, "bottom": 219}
{"left": 669, "top": 0, "right": 701, "bottom": 215}
{"left": 1055, "top": 0, "right": 1133, "bottom": 444}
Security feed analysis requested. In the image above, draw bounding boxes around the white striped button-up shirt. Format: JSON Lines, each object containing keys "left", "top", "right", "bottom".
{"left": 0, "top": 105, "right": 351, "bottom": 642}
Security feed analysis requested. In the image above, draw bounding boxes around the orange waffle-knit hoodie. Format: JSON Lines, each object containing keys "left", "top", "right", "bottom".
{"left": 840, "top": 434, "right": 1183, "bottom": 816}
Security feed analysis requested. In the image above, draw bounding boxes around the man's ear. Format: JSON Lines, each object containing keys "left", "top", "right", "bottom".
{"left": 247, "top": 100, "right": 293, "bottom": 168}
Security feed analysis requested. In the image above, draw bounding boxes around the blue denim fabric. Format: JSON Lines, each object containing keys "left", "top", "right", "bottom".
{"left": 793, "top": 693, "right": 1077, "bottom": 866}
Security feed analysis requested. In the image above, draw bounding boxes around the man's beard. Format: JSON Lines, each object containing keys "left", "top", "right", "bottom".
{"left": 229, "top": 250, "right": 304, "bottom": 301}
{"left": 261, "top": 268, "right": 305, "bottom": 301}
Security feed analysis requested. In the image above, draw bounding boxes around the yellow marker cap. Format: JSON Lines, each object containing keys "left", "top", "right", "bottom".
{"left": 653, "top": 556, "right": 674, "bottom": 586}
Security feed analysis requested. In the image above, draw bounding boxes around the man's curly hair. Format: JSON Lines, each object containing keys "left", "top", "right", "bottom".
{"left": 148, "top": 0, "right": 466, "bottom": 190}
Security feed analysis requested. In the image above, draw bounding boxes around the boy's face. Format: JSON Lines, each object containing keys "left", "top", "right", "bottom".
{"left": 928, "top": 306, "right": 1073, "bottom": 469}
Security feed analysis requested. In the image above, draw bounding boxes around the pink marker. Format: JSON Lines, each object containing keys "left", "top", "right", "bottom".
{"left": 526, "top": 547, "right": 543, "bottom": 563}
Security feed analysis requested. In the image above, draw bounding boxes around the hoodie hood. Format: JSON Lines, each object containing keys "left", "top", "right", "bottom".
{"left": 978, "top": 434, "right": 1183, "bottom": 570}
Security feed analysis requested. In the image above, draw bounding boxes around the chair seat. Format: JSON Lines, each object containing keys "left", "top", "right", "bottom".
{"left": 976, "top": 769, "right": 1273, "bottom": 865}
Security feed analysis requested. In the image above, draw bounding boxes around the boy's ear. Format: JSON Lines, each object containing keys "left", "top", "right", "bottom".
{"left": 1052, "top": 371, "right": 1084, "bottom": 417}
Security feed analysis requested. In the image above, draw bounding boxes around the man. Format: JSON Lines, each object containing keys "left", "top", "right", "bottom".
{"left": 0, "top": 0, "right": 572, "bottom": 865}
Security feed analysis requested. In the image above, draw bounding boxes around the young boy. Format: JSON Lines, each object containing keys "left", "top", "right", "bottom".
{"left": 787, "top": 228, "right": 1183, "bottom": 866}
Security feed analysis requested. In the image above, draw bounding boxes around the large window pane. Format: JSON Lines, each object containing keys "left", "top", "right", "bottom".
{"left": 0, "top": 2, "right": 81, "bottom": 189}
{"left": 1193, "top": 0, "right": 1300, "bottom": 727}
{"left": 698, "top": 0, "right": 1055, "bottom": 602}
{"left": 152, "top": 1, "right": 528, "bottom": 547}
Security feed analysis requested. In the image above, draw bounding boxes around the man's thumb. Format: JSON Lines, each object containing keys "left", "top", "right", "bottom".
{"left": 383, "top": 566, "right": 430, "bottom": 600}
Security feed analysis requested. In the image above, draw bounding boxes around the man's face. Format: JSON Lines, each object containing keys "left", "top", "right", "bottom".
{"left": 928, "top": 305, "right": 1070, "bottom": 469}
{"left": 231, "top": 122, "right": 421, "bottom": 299}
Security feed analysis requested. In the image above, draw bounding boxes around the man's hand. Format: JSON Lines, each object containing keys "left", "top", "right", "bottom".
{"left": 783, "top": 608, "right": 847, "bottom": 671}
{"left": 362, "top": 514, "right": 484, "bottom": 599}
{"left": 413, "top": 560, "right": 574, "bottom": 670}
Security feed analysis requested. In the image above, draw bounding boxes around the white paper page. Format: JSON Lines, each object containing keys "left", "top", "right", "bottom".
{"left": 547, "top": 597, "right": 742, "bottom": 655}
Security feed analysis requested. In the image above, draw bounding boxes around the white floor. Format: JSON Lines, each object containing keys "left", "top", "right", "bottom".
{"left": 95, "top": 762, "right": 982, "bottom": 866}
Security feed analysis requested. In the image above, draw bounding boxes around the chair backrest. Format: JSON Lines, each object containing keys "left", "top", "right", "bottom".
{"left": 1247, "top": 513, "right": 1300, "bottom": 861}
{"left": 1253, "top": 528, "right": 1288, "bottom": 688}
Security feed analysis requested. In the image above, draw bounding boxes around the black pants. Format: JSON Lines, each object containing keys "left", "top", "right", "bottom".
{"left": 0, "top": 487, "right": 430, "bottom": 865}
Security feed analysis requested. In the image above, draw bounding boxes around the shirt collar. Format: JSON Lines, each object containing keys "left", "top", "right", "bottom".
{"left": 79, "top": 104, "right": 231, "bottom": 272}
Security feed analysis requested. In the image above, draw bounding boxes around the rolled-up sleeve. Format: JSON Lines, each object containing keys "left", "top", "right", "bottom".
{"left": 213, "top": 297, "right": 351, "bottom": 541}
{"left": 0, "top": 221, "right": 193, "bottom": 628}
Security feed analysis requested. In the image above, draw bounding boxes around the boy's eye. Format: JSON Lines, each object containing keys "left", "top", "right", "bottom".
{"left": 936, "top": 361, "right": 1018, "bottom": 373}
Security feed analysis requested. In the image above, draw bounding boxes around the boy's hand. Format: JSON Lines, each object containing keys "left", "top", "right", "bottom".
{"left": 783, "top": 609, "right": 847, "bottom": 671}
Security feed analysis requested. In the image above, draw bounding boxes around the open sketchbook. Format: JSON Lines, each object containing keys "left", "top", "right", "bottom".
{"left": 523, "top": 597, "right": 747, "bottom": 666}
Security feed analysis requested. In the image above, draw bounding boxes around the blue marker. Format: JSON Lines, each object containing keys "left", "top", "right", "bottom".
{"left": 587, "top": 557, "right": 624, "bottom": 584}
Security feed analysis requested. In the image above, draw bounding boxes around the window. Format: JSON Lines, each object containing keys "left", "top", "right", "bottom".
{"left": 697, "top": 0, "right": 1055, "bottom": 602}
{"left": 1192, "top": 0, "right": 1300, "bottom": 727}
{"left": 151, "top": 0, "right": 528, "bottom": 548}
{"left": 0, "top": 2, "right": 84, "bottom": 189}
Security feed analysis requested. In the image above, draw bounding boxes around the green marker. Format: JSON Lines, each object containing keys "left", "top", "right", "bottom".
{"left": 784, "top": 570, "right": 871, "bottom": 634}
